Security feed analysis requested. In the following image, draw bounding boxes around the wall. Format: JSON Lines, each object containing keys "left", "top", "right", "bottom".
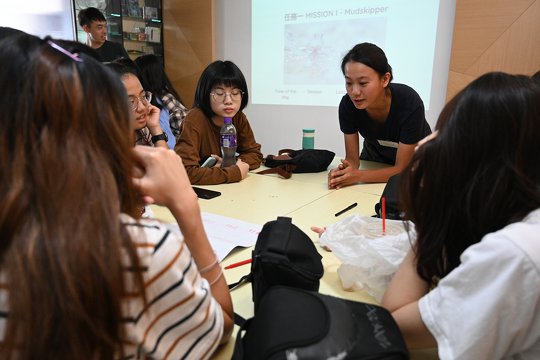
{"left": 446, "top": 0, "right": 540, "bottom": 100}
{"left": 214, "top": 1, "right": 454, "bottom": 155}
{"left": 2, "top": 0, "right": 74, "bottom": 39}
{"left": 162, "top": 0, "right": 540, "bottom": 154}
{"left": 162, "top": 0, "right": 214, "bottom": 108}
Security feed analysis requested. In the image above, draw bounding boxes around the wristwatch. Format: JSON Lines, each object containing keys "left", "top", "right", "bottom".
{"left": 151, "top": 132, "right": 168, "bottom": 144}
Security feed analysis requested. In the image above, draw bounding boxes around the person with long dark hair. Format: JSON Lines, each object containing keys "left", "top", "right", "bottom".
{"left": 106, "top": 58, "right": 170, "bottom": 149}
{"left": 135, "top": 54, "right": 188, "bottom": 144}
{"left": 381, "top": 72, "right": 540, "bottom": 359}
{"left": 0, "top": 33, "right": 233, "bottom": 359}
{"left": 328, "top": 42, "right": 431, "bottom": 188}
{"left": 175, "top": 60, "right": 263, "bottom": 185}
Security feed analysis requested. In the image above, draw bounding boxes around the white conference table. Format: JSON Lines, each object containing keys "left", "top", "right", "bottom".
{"left": 150, "top": 160, "right": 438, "bottom": 360}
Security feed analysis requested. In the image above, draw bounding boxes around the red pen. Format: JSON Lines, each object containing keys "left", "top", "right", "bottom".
{"left": 224, "top": 258, "right": 252, "bottom": 269}
{"left": 382, "top": 196, "right": 386, "bottom": 235}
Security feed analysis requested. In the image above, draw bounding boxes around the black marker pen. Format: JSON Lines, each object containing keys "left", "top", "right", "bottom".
{"left": 335, "top": 202, "right": 358, "bottom": 217}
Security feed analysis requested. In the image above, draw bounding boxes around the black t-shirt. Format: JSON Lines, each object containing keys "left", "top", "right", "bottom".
{"left": 95, "top": 40, "right": 129, "bottom": 62}
{"left": 338, "top": 83, "right": 431, "bottom": 164}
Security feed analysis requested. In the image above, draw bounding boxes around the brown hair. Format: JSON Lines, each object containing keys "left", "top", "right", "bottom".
{"left": 0, "top": 34, "right": 144, "bottom": 358}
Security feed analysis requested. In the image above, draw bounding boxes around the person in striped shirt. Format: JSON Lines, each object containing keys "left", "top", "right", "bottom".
{"left": 0, "top": 32, "right": 233, "bottom": 359}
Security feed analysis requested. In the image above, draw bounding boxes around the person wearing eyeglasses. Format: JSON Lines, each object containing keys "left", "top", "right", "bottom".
{"left": 135, "top": 54, "right": 188, "bottom": 145}
{"left": 175, "top": 60, "right": 263, "bottom": 185}
{"left": 106, "top": 59, "right": 169, "bottom": 149}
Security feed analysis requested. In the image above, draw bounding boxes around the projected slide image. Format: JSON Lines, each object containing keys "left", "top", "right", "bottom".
{"left": 284, "top": 18, "right": 387, "bottom": 85}
{"left": 252, "top": 0, "right": 442, "bottom": 107}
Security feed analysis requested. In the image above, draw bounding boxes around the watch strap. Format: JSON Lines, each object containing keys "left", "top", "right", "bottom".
{"left": 151, "top": 133, "right": 168, "bottom": 143}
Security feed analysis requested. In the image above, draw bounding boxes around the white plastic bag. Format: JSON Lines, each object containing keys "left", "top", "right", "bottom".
{"left": 319, "top": 215, "right": 414, "bottom": 301}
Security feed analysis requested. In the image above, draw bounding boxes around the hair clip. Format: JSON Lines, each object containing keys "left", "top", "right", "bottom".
{"left": 47, "top": 40, "right": 83, "bottom": 63}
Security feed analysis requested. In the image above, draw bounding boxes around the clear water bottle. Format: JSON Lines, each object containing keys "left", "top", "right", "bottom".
{"left": 220, "top": 117, "right": 237, "bottom": 168}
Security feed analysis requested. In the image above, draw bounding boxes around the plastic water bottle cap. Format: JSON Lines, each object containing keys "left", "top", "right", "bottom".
{"left": 224, "top": 117, "right": 233, "bottom": 124}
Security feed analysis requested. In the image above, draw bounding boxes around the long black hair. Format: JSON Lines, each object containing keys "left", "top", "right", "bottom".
{"left": 341, "top": 42, "right": 393, "bottom": 81}
{"left": 134, "top": 54, "right": 183, "bottom": 103}
{"left": 400, "top": 72, "right": 540, "bottom": 285}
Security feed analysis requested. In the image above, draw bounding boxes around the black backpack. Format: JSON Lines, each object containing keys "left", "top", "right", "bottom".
{"left": 233, "top": 286, "right": 410, "bottom": 360}
{"left": 230, "top": 218, "right": 410, "bottom": 360}
{"left": 250, "top": 216, "right": 324, "bottom": 311}
{"left": 257, "top": 149, "right": 335, "bottom": 178}
{"left": 375, "top": 173, "right": 403, "bottom": 220}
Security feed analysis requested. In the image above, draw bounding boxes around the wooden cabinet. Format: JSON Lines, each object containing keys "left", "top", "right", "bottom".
{"left": 162, "top": 0, "right": 215, "bottom": 107}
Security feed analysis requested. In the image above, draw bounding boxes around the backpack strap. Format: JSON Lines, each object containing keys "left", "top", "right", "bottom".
{"left": 256, "top": 164, "right": 295, "bottom": 179}
{"left": 228, "top": 273, "right": 252, "bottom": 290}
{"left": 231, "top": 317, "right": 252, "bottom": 360}
{"left": 278, "top": 148, "right": 295, "bottom": 155}
{"left": 266, "top": 216, "right": 292, "bottom": 255}
{"left": 234, "top": 312, "right": 247, "bottom": 326}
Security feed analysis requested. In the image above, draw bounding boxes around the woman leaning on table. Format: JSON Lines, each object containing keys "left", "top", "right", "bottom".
{"left": 328, "top": 42, "right": 431, "bottom": 188}
{"left": 0, "top": 32, "right": 232, "bottom": 359}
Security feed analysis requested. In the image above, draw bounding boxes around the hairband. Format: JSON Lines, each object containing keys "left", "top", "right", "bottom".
{"left": 47, "top": 40, "right": 83, "bottom": 63}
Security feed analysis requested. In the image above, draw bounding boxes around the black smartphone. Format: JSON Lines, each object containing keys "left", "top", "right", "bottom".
{"left": 192, "top": 186, "right": 221, "bottom": 199}
{"left": 201, "top": 156, "right": 217, "bottom": 168}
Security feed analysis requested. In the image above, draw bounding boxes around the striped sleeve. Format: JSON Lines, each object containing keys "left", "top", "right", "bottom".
{"left": 120, "top": 216, "right": 224, "bottom": 360}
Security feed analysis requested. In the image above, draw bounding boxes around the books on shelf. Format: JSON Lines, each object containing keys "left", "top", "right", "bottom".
{"left": 125, "top": 0, "right": 141, "bottom": 18}
{"left": 143, "top": 6, "right": 159, "bottom": 20}
{"left": 145, "top": 26, "right": 161, "bottom": 43}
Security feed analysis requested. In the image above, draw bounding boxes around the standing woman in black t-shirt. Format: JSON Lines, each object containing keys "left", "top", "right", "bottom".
{"left": 328, "top": 43, "right": 431, "bottom": 188}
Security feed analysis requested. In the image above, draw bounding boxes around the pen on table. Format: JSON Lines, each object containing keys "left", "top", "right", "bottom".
{"left": 224, "top": 258, "right": 252, "bottom": 269}
{"left": 382, "top": 196, "right": 386, "bottom": 235}
{"left": 334, "top": 202, "right": 358, "bottom": 217}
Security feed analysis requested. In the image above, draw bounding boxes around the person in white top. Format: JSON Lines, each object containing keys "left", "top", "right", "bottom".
{"left": 0, "top": 32, "right": 233, "bottom": 359}
{"left": 381, "top": 72, "right": 540, "bottom": 360}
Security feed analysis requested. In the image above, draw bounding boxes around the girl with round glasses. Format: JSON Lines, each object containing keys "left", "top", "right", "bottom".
{"left": 106, "top": 59, "right": 169, "bottom": 149}
{"left": 135, "top": 54, "right": 188, "bottom": 146}
{"left": 175, "top": 60, "right": 263, "bottom": 185}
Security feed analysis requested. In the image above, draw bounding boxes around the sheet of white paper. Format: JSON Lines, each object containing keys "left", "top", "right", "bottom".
{"left": 165, "top": 212, "right": 261, "bottom": 261}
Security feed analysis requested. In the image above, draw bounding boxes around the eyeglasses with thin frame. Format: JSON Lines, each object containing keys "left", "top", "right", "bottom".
{"left": 210, "top": 89, "right": 244, "bottom": 103}
{"left": 129, "top": 91, "right": 152, "bottom": 111}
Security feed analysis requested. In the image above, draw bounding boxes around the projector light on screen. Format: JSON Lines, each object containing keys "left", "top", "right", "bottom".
{"left": 252, "top": 0, "right": 440, "bottom": 110}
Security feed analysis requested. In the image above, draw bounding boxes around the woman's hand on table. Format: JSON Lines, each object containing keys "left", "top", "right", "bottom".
{"left": 236, "top": 159, "right": 249, "bottom": 179}
{"left": 328, "top": 159, "right": 359, "bottom": 189}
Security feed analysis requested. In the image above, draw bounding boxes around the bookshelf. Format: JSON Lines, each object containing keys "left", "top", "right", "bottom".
{"left": 73, "top": 0, "right": 163, "bottom": 60}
